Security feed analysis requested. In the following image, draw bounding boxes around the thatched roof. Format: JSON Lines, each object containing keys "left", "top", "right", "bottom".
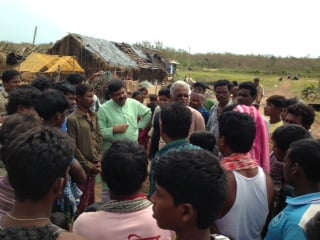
{"left": 48, "top": 33, "right": 169, "bottom": 81}
{"left": 69, "top": 33, "right": 138, "bottom": 69}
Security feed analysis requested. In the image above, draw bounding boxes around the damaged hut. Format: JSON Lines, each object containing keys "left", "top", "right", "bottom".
{"left": 47, "top": 33, "right": 169, "bottom": 82}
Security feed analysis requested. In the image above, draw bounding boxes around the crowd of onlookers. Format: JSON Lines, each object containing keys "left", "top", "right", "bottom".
{"left": 0, "top": 69, "right": 319, "bottom": 240}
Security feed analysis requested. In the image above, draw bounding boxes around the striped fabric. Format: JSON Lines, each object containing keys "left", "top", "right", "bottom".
{"left": 0, "top": 176, "right": 14, "bottom": 216}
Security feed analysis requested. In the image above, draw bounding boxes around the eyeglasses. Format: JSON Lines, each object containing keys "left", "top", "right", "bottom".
{"left": 176, "top": 94, "right": 189, "bottom": 99}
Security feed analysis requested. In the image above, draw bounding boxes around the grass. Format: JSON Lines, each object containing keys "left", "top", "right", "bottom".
{"left": 176, "top": 68, "right": 320, "bottom": 100}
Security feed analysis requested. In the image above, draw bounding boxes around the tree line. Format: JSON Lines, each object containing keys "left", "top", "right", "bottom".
{"left": 134, "top": 41, "right": 320, "bottom": 78}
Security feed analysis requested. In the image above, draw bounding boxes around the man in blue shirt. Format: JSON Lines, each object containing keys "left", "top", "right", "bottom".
{"left": 265, "top": 139, "right": 320, "bottom": 240}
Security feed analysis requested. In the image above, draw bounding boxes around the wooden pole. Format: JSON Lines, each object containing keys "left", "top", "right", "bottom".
{"left": 32, "top": 26, "right": 37, "bottom": 46}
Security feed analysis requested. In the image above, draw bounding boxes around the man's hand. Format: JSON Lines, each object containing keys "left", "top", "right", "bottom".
{"left": 113, "top": 124, "right": 129, "bottom": 134}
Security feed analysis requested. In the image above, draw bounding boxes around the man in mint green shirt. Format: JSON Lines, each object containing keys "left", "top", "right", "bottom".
{"left": 97, "top": 80, "right": 151, "bottom": 151}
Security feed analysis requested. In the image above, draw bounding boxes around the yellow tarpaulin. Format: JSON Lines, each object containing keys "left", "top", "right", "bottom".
{"left": 17, "top": 52, "right": 84, "bottom": 74}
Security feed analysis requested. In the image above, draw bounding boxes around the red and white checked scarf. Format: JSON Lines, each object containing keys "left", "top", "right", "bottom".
{"left": 221, "top": 153, "right": 258, "bottom": 171}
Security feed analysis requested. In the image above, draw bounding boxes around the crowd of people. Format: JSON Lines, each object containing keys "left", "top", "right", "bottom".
{"left": 0, "top": 69, "right": 319, "bottom": 240}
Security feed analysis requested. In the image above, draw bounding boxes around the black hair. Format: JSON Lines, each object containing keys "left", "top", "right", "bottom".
{"left": 66, "top": 73, "right": 86, "bottom": 85}
{"left": 153, "top": 149, "right": 227, "bottom": 229}
{"left": 35, "top": 89, "right": 70, "bottom": 121}
{"left": 218, "top": 111, "right": 256, "bottom": 153}
{"left": 6, "top": 85, "right": 41, "bottom": 115}
{"left": 288, "top": 139, "right": 320, "bottom": 183}
{"left": 31, "top": 76, "right": 53, "bottom": 92}
{"left": 266, "top": 95, "right": 286, "bottom": 108}
{"left": 306, "top": 212, "right": 320, "bottom": 240}
{"left": 214, "top": 79, "right": 232, "bottom": 91}
{"left": 239, "top": 82, "right": 257, "bottom": 98}
{"left": 158, "top": 87, "right": 170, "bottom": 98}
{"left": 75, "top": 83, "right": 94, "bottom": 97}
{"left": 0, "top": 114, "right": 39, "bottom": 167}
{"left": 138, "top": 86, "right": 148, "bottom": 94}
{"left": 50, "top": 212, "right": 70, "bottom": 230}
{"left": 287, "top": 103, "right": 315, "bottom": 129}
{"left": 272, "top": 124, "right": 311, "bottom": 151}
{"left": 53, "top": 81, "right": 75, "bottom": 96}
{"left": 193, "top": 82, "right": 207, "bottom": 92}
{"left": 1, "top": 69, "right": 21, "bottom": 83}
{"left": 283, "top": 97, "right": 299, "bottom": 108}
{"left": 107, "top": 80, "right": 125, "bottom": 94}
{"left": 6, "top": 126, "right": 74, "bottom": 201}
{"left": 149, "top": 94, "right": 158, "bottom": 102}
{"left": 189, "top": 131, "right": 216, "bottom": 152}
{"left": 160, "top": 102, "right": 192, "bottom": 140}
{"left": 104, "top": 89, "right": 111, "bottom": 101}
{"left": 131, "top": 91, "right": 143, "bottom": 99}
{"left": 101, "top": 140, "right": 148, "bottom": 196}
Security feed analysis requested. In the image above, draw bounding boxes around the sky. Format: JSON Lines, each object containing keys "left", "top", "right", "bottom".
{"left": 1, "top": 0, "right": 319, "bottom": 58}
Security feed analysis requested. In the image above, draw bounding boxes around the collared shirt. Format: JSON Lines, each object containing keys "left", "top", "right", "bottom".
{"left": 207, "top": 100, "right": 233, "bottom": 139}
{"left": 67, "top": 108, "right": 102, "bottom": 173}
{"left": 266, "top": 192, "right": 320, "bottom": 240}
{"left": 97, "top": 98, "right": 151, "bottom": 151}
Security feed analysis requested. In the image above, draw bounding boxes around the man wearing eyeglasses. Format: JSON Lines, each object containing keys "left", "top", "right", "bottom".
{"left": 170, "top": 80, "right": 205, "bottom": 134}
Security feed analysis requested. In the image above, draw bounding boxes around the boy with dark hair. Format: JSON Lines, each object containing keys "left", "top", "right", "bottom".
{"left": 0, "top": 126, "right": 85, "bottom": 240}
{"left": 215, "top": 111, "right": 274, "bottom": 240}
{"left": 264, "top": 95, "right": 286, "bottom": 136}
{"left": 35, "top": 89, "right": 70, "bottom": 126}
{"left": 265, "top": 139, "right": 320, "bottom": 240}
{"left": 31, "top": 76, "right": 53, "bottom": 92}
{"left": 280, "top": 97, "right": 299, "bottom": 121}
{"left": 66, "top": 73, "right": 101, "bottom": 112}
{"left": 270, "top": 124, "right": 312, "bottom": 216}
{"left": 5, "top": 85, "right": 41, "bottom": 117}
{"left": 285, "top": 103, "right": 315, "bottom": 130}
{"left": 148, "top": 87, "right": 171, "bottom": 158}
{"left": 67, "top": 84, "right": 102, "bottom": 213}
{"left": 0, "top": 70, "right": 21, "bottom": 116}
{"left": 0, "top": 114, "right": 40, "bottom": 216}
{"left": 66, "top": 73, "right": 86, "bottom": 85}
{"left": 35, "top": 89, "right": 87, "bottom": 219}
{"left": 151, "top": 149, "right": 228, "bottom": 240}
{"left": 237, "top": 81, "right": 257, "bottom": 107}
{"left": 190, "top": 92, "right": 210, "bottom": 124}
{"left": 53, "top": 82, "right": 77, "bottom": 114}
{"left": 148, "top": 102, "right": 202, "bottom": 196}
{"left": 73, "top": 140, "right": 173, "bottom": 240}
{"left": 189, "top": 131, "right": 216, "bottom": 153}
{"left": 193, "top": 81, "right": 214, "bottom": 111}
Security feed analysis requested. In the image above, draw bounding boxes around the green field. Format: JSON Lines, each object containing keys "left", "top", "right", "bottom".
{"left": 175, "top": 68, "right": 320, "bottom": 98}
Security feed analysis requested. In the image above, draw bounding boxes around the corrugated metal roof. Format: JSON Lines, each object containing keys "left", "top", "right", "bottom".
{"left": 72, "top": 33, "right": 138, "bottom": 68}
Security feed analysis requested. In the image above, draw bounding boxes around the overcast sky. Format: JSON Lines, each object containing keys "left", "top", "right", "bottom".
{"left": 1, "top": 0, "right": 319, "bottom": 58}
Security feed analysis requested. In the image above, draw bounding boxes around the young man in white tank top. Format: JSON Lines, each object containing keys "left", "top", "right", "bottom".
{"left": 213, "top": 111, "right": 274, "bottom": 240}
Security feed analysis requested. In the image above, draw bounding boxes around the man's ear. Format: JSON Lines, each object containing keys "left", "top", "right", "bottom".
{"left": 218, "top": 135, "right": 226, "bottom": 149}
{"left": 291, "top": 162, "right": 300, "bottom": 176}
{"left": 17, "top": 105, "right": 25, "bottom": 114}
{"left": 179, "top": 203, "right": 196, "bottom": 223}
